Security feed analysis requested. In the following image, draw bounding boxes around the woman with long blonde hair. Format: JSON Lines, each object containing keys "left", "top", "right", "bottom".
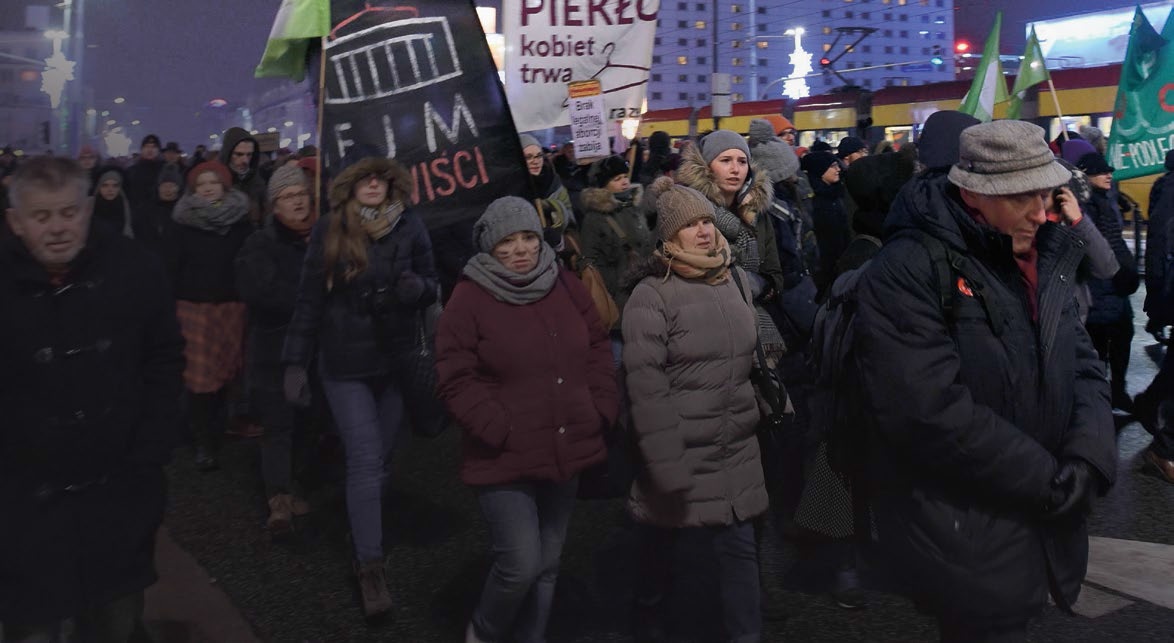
{"left": 282, "top": 156, "right": 438, "bottom": 620}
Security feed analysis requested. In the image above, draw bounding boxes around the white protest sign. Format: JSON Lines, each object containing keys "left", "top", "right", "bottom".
{"left": 503, "top": 0, "right": 660, "bottom": 131}
{"left": 567, "top": 80, "right": 609, "bottom": 159}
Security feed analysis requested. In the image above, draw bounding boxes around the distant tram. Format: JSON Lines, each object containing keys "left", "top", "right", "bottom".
{"left": 637, "top": 63, "right": 1156, "bottom": 217}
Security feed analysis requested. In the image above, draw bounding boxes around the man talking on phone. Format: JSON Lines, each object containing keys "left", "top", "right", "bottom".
{"left": 853, "top": 120, "right": 1116, "bottom": 642}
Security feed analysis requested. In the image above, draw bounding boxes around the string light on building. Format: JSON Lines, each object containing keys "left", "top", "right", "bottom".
{"left": 41, "top": 30, "right": 75, "bottom": 109}
{"left": 783, "top": 28, "right": 811, "bottom": 100}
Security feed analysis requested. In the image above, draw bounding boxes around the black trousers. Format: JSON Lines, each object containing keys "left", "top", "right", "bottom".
{"left": 1086, "top": 317, "right": 1134, "bottom": 401}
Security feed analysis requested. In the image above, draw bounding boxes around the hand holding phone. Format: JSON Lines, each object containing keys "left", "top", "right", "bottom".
{"left": 1051, "top": 186, "right": 1082, "bottom": 224}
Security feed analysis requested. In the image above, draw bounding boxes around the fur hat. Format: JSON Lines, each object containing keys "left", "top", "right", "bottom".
{"left": 328, "top": 156, "right": 410, "bottom": 211}
{"left": 949, "top": 120, "right": 1070, "bottom": 196}
{"left": 187, "top": 161, "right": 232, "bottom": 191}
{"left": 699, "top": 129, "right": 751, "bottom": 166}
{"left": 268, "top": 164, "right": 308, "bottom": 202}
{"left": 589, "top": 155, "right": 630, "bottom": 187}
{"left": 650, "top": 176, "right": 715, "bottom": 241}
{"left": 918, "top": 111, "right": 980, "bottom": 170}
{"left": 473, "top": 196, "right": 543, "bottom": 252}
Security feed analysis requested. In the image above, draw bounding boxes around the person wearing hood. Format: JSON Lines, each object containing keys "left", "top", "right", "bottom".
{"left": 282, "top": 156, "right": 438, "bottom": 621}
{"left": 434, "top": 197, "right": 618, "bottom": 643}
{"left": 854, "top": 120, "right": 1115, "bottom": 641}
{"left": 1076, "top": 151, "right": 1138, "bottom": 412}
{"left": 220, "top": 126, "right": 268, "bottom": 226}
{"left": 801, "top": 150, "right": 848, "bottom": 292}
{"left": 637, "top": 130, "right": 674, "bottom": 186}
{"left": 91, "top": 165, "right": 136, "bottom": 239}
{"left": 520, "top": 133, "right": 574, "bottom": 248}
{"left": 124, "top": 134, "right": 165, "bottom": 213}
{"left": 677, "top": 130, "right": 787, "bottom": 362}
{"left": 131, "top": 162, "right": 184, "bottom": 256}
{"left": 579, "top": 154, "right": 654, "bottom": 316}
{"left": 167, "top": 161, "right": 254, "bottom": 472}
{"left": 916, "top": 110, "right": 980, "bottom": 176}
{"left": 235, "top": 165, "right": 321, "bottom": 538}
{"left": 622, "top": 179, "right": 767, "bottom": 643}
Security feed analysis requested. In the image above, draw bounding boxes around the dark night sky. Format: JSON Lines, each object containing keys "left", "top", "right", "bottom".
{"left": 74, "top": 0, "right": 1140, "bottom": 148}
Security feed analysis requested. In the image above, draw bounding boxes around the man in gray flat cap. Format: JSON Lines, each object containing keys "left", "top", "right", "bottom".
{"left": 852, "top": 120, "right": 1116, "bottom": 642}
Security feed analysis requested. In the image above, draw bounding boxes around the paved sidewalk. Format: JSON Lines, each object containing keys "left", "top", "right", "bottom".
{"left": 144, "top": 528, "right": 258, "bottom": 643}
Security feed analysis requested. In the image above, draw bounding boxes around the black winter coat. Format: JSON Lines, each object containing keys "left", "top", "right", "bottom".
{"left": 283, "top": 211, "right": 439, "bottom": 379}
{"left": 809, "top": 179, "right": 849, "bottom": 290}
{"left": 0, "top": 227, "right": 184, "bottom": 626}
{"left": 1085, "top": 187, "right": 1135, "bottom": 325}
{"left": 236, "top": 220, "right": 309, "bottom": 392}
{"left": 164, "top": 218, "right": 254, "bottom": 302}
{"left": 1145, "top": 174, "right": 1174, "bottom": 322}
{"left": 855, "top": 174, "right": 1116, "bottom": 626}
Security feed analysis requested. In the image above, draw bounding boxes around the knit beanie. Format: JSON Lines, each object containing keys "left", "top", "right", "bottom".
{"left": 810, "top": 140, "right": 833, "bottom": 153}
{"left": 700, "top": 130, "right": 751, "bottom": 165}
{"left": 918, "top": 110, "right": 980, "bottom": 170}
{"left": 836, "top": 136, "right": 867, "bottom": 159}
{"left": 187, "top": 161, "right": 232, "bottom": 192}
{"left": 800, "top": 151, "right": 840, "bottom": 181}
{"left": 649, "top": 176, "right": 716, "bottom": 241}
{"left": 649, "top": 131, "right": 672, "bottom": 155}
{"left": 519, "top": 133, "right": 541, "bottom": 151}
{"left": 97, "top": 169, "right": 122, "bottom": 187}
{"left": 141, "top": 134, "right": 161, "bottom": 149}
{"left": 1079, "top": 125, "right": 1106, "bottom": 152}
{"left": 268, "top": 164, "right": 308, "bottom": 202}
{"left": 589, "top": 155, "right": 630, "bottom": 187}
{"left": 473, "top": 196, "right": 543, "bottom": 252}
{"left": 157, "top": 163, "right": 184, "bottom": 189}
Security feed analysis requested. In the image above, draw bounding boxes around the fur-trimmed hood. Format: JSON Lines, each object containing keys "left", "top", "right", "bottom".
{"left": 328, "top": 156, "right": 413, "bottom": 211}
{"left": 675, "top": 144, "right": 772, "bottom": 226}
{"left": 579, "top": 183, "right": 645, "bottom": 214}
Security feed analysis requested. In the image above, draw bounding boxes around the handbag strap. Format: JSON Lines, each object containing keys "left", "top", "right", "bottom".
{"left": 730, "top": 269, "right": 784, "bottom": 415}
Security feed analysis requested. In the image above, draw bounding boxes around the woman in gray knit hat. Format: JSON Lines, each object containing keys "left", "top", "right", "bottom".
{"left": 622, "top": 177, "right": 767, "bottom": 643}
{"left": 435, "top": 196, "right": 618, "bottom": 643}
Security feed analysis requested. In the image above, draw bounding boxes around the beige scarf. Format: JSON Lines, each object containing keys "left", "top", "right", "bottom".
{"left": 658, "top": 233, "right": 732, "bottom": 285}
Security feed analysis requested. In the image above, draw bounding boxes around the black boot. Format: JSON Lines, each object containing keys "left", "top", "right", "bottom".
{"left": 189, "top": 390, "right": 225, "bottom": 471}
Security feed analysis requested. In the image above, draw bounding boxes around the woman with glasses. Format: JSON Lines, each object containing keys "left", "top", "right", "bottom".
{"left": 520, "top": 133, "right": 574, "bottom": 247}
{"left": 235, "top": 165, "right": 321, "bottom": 538}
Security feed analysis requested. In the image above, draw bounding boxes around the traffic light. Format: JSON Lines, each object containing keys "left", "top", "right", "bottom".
{"left": 819, "top": 56, "right": 831, "bottom": 67}
{"left": 930, "top": 46, "right": 944, "bottom": 66}
{"left": 40, "top": 121, "right": 50, "bottom": 145}
{"left": 955, "top": 41, "right": 970, "bottom": 54}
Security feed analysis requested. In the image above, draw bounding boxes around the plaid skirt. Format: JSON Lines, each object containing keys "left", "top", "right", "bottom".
{"left": 176, "top": 300, "right": 247, "bottom": 394}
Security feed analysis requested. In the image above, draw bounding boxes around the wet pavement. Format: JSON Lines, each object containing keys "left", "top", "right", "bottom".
{"left": 150, "top": 288, "right": 1174, "bottom": 642}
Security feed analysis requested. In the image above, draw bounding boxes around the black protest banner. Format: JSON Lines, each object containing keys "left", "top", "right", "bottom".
{"left": 323, "top": 0, "right": 530, "bottom": 230}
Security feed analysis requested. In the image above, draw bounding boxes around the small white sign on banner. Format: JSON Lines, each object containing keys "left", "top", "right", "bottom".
{"left": 502, "top": 0, "right": 660, "bottom": 131}
{"left": 567, "top": 80, "right": 609, "bottom": 160}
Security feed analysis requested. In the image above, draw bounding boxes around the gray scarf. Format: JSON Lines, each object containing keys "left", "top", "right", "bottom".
{"left": 462, "top": 242, "right": 559, "bottom": 305}
{"left": 172, "top": 189, "right": 249, "bottom": 235}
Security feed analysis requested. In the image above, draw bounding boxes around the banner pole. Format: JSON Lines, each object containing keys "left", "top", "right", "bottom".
{"left": 1047, "top": 76, "right": 1067, "bottom": 142}
{"left": 315, "top": 36, "right": 327, "bottom": 205}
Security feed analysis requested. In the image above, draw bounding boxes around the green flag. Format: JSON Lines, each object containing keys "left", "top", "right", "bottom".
{"left": 254, "top": 0, "right": 330, "bottom": 81}
{"left": 1107, "top": 6, "right": 1173, "bottom": 180}
{"left": 958, "top": 12, "right": 1009, "bottom": 122}
{"left": 1007, "top": 27, "right": 1049, "bottom": 120}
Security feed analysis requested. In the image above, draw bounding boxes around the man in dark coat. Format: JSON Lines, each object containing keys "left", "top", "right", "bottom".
{"left": 0, "top": 156, "right": 185, "bottom": 640}
{"left": 854, "top": 120, "right": 1116, "bottom": 642}
{"left": 220, "top": 126, "right": 268, "bottom": 225}
{"left": 1136, "top": 149, "right": 1174, "bottom": 483}
{"left": 124, "top": 133, "right": 165, "bottom": 213}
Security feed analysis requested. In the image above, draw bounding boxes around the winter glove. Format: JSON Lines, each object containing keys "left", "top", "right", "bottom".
{"left": 283, "top": 365, "right": 311, "bottom": 408}
{"left": 1146, "top": 318, "right": 1171, "bottom": 345}
{"left": 395, "top": 270, "right": 426, "bottom": 304}
{"left": 1046, "top": 459, "right": 1097, "bottom": 519}
{"left": 1111, "top": 266, "right": 1140, "bottom": 296}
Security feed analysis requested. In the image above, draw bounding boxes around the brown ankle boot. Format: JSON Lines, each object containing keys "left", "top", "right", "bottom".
{"left": 355, "top": 559, "right": 393, "bottom": 619}
{"left": 266, "top": 494, "right": 293, "bottom": 538}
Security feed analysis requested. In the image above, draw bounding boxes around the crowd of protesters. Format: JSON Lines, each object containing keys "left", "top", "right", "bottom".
{"left": 1, "top": 113, "right": 1173, "bottom": 643}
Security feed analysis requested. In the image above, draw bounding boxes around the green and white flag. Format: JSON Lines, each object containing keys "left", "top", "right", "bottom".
{"left": 1007, "top": 26, "right": 1049, "bottom": 120}
{"left": 254, "top": 0, "right": 330, "bottom": 81}
{"left": 958, "top": 12, "right": 1009, "bottom": 122}
{"left": 1107, "top": 6, "right": 1174, "bottom": 181}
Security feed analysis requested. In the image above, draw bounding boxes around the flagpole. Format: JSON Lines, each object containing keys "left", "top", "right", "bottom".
{"left": 1046, "top": 75, "right": 1067, "bottom": 142}
{"left": 315, "top": 36, "right": 327, "bottom": 205}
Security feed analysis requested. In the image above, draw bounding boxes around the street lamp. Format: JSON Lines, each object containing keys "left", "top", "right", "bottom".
{"left": 113, "top": 96, "right": 125, "bottom": 104}
{"left": 41, "top": 30, "right": 75, "bottom": 109}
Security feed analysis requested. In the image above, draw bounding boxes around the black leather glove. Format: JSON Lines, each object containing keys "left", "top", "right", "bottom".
{"left": 1046, "top": 459, "right": 1097, "bottom": 519}
{"left": 395, "top": 270, "right": 426, "bottom": 304}
{"left": 283, "top": 365, "right": 311, "bottom": 407}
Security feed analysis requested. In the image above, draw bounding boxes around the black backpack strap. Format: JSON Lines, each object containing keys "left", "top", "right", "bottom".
{"left": 901, "top": 230, "right": 1006, "bottom": 337}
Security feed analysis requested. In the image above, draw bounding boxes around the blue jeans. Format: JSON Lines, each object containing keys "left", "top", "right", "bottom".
{"left": 320, "top": 375, "right": 403, "bottom": 562}
{"left": 471, "top": 478, "right": 579, "bottom": 643}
